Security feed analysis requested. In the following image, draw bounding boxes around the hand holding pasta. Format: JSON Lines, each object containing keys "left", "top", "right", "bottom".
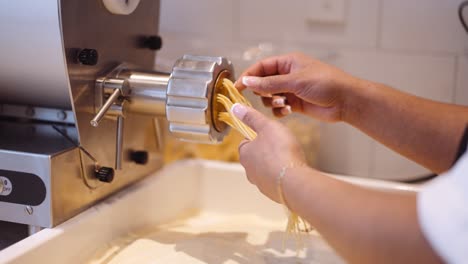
{"left": 217, "top": 79, "right": 311, "bottom": 248}
{"left": 235, "top": 52, "right": 362, "bottom": 122}
{"left": 216, "top": 79, "right": 256, "bottom": 140}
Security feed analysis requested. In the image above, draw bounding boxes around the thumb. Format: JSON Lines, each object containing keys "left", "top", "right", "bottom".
{"left": 242, "top": 75, "right": 292, "bottom": 95}
{"left": 231, "top": 103, "right": 271, "bottom": 133}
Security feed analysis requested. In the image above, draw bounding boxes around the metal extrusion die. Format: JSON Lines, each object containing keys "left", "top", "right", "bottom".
{"left": 166, "top": 55, "right": 234, "bottom": 144}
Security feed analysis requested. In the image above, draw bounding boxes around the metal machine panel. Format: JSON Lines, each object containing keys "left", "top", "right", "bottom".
{"left": 0, "top": 0, "right": 164, "bottom": 227}
{"left": 0, "top": 0, "right": 72, "bottom": 109}
{"left": 0, "top": 0, "right": 233, "bottom": 228}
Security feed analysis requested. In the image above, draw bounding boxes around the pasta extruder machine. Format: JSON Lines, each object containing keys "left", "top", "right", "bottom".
{"left": 0, "top": 0, "right": 234, "bottom": 230}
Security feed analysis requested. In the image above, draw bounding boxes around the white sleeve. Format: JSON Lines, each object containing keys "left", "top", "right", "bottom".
{"left": 418, "top": 152, "right": 468, "bottom": 264}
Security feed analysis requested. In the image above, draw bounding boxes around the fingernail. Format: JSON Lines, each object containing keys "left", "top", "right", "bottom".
{"left": 281, "top": 105, "right": 292, "bottom": 115}
{"left": 231, "top": 103, "right": 248, "bottom": 120}
{"left": 242, "top": 76, "right": 261, "bottom": 87}
{"left": 272, "top": 97, "right": 285, "bottom": 107}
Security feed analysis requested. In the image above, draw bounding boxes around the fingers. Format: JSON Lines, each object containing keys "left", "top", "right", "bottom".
{"left": 237, "top": 139, "right": 257, "bottom": 185}
{"left": 238, "top": 54, "right": 291, "bottom": 79}
{"left": 272, "top": 95, "right": 287, "bottom": 107}
{"left": 262, "top": 95, "right": 286, "bottom": 107}
{"left": 272, "top": 105, "right": 292, "bottom": 117}
{"left": 262, "top": 95, "right": 293, "bottom": 117}
{"left": 241, "top": 75, "right": 293, "bottom": 95}
{"left": 231, "top": 103, "right": 271, "bottom": 133}
{"left": 238, "top": 139, "right": 250, "bottom": 153}
{"left": 235, "top": 54, "right": 293, "bottom": 91}
{"left": 261, "top": 96, "right": 273, "bottom": 107}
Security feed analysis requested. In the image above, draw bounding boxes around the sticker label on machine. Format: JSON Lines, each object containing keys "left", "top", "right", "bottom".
{"left": 0, "top": 176, "right": 12, "bottom": 196}
{"left": 0, "top": 170, "right": 46, "bottom": 205}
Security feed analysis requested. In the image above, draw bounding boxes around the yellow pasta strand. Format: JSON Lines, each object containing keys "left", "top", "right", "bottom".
{"left": 223, "top": 79, "right": 252, "bottom": 107}
{"left": 216, "top": 93, "right": 256, "bottom": 140}
{"left": 217, "top": 78, "right": 311, "bottom": 253}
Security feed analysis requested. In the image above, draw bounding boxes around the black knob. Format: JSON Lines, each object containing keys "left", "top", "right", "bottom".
{"left": 131, "top": 151, "right": 149, "bottom": 165}
{"left": 78, "top": 49, "right": 99, "bottom": 66}
{"left": 95, "top": 167, "right": 114, "bottom": 183}
{"left": 144, "top": 36, "right": 163, "bottom": 50}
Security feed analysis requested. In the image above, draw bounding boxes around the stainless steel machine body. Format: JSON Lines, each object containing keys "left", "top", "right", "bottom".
{"left": 0, "top": 0, "right": 233, "bottom": 228}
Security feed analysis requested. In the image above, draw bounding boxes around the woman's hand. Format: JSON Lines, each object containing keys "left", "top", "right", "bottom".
{"left": 236, "top": 52, "right": 363, "bottom": 122}
{"left": 231, "top": 103, "right": 306, "bottom": 203}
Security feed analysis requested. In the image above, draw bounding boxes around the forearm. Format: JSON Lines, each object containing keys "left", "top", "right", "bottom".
{"left": 343, "top": 79, "right": 468, "bottom": 173}
{"left": 283, "top": 166, "right": 442, "bottom": 264}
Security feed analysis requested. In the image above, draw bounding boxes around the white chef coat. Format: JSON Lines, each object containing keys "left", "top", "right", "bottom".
{"left": 418, "top": 149, "right": 468, "bottom": 264}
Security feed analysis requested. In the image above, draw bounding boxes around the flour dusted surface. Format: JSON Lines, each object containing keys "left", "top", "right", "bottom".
{"left": 89, "top": 213, "right": 344, "bottom": 264}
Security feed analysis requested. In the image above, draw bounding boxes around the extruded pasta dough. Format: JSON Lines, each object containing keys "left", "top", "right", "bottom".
{"left": 217, "top": 79, "right": 312, "bottom": 251}
{"left": 217, "top": 79, "right": 256, "bottom": 140}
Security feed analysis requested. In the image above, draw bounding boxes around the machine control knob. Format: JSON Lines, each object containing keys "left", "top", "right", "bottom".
{"left": 78, "top": 49, "right": 99, "bottom": 66}
{"left": 166, "top": 55, "right": 234, "bottom": 144}
{"left": 143, "top": 36, "right": 163, "bottom": 50}
{"left": 95, "top": 167, "right": 114, "bottom": 183}
{"left": 130, "top": 151, "right": 149, "bottom": 165}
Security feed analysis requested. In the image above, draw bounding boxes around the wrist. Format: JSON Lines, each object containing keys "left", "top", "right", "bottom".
{"left": 280, "top": 165, "right": 317, "bottom": 214}
{"left": 341, "top": 77, "right": 377, "bottom": 125}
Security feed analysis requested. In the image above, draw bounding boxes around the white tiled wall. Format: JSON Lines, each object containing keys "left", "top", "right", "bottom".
{"left": 238, "top": 0, "right": 379, "bottom": 48}
{"left": 381, "top": 0, "right": 468, "bottom": 54}
{"left": 158, "top": 0, "right": 467, "bottom": 180}
{"left": 160, "top": 0, "right": 236, "bottom": 40}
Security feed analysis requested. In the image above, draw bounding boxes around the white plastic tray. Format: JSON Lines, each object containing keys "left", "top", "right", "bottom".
{"left": 0, "top": 160, "right": 419, "bottom": 264}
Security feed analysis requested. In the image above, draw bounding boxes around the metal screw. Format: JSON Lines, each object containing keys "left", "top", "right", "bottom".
{"left": 143, "top": 35, "right": 163, "bottom": 50}
{"left": 25, "top": 206, "right": 33, "bottom": 215}
{"left": 77, "top": 49, "right": 99, "bottom": 66}
{"left": 130, "top": 150, "right": 149, "bottom": 165}
{"left": 56, "top": 111, "right": 67, "bottom": 121}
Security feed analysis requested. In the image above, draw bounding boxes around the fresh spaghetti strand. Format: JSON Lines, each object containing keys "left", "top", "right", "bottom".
{"left": 218, "top": 112, "right": 235, "bottom": 128}
{"left": 278, "top": 164, "right": 312, "bottom": 254}
{"left": 216, "top": 93, "right": 256, "bottom": 140}
{"left": 223, "top": 79, "right": 252, "bottom": 107}
{"left": 216, "top": 78, "right": 311, "bottom": 254}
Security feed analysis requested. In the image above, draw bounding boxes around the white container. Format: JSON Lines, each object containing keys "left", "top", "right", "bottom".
{"left": 0, "top": 160, "right": 419, "bottom": 264}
